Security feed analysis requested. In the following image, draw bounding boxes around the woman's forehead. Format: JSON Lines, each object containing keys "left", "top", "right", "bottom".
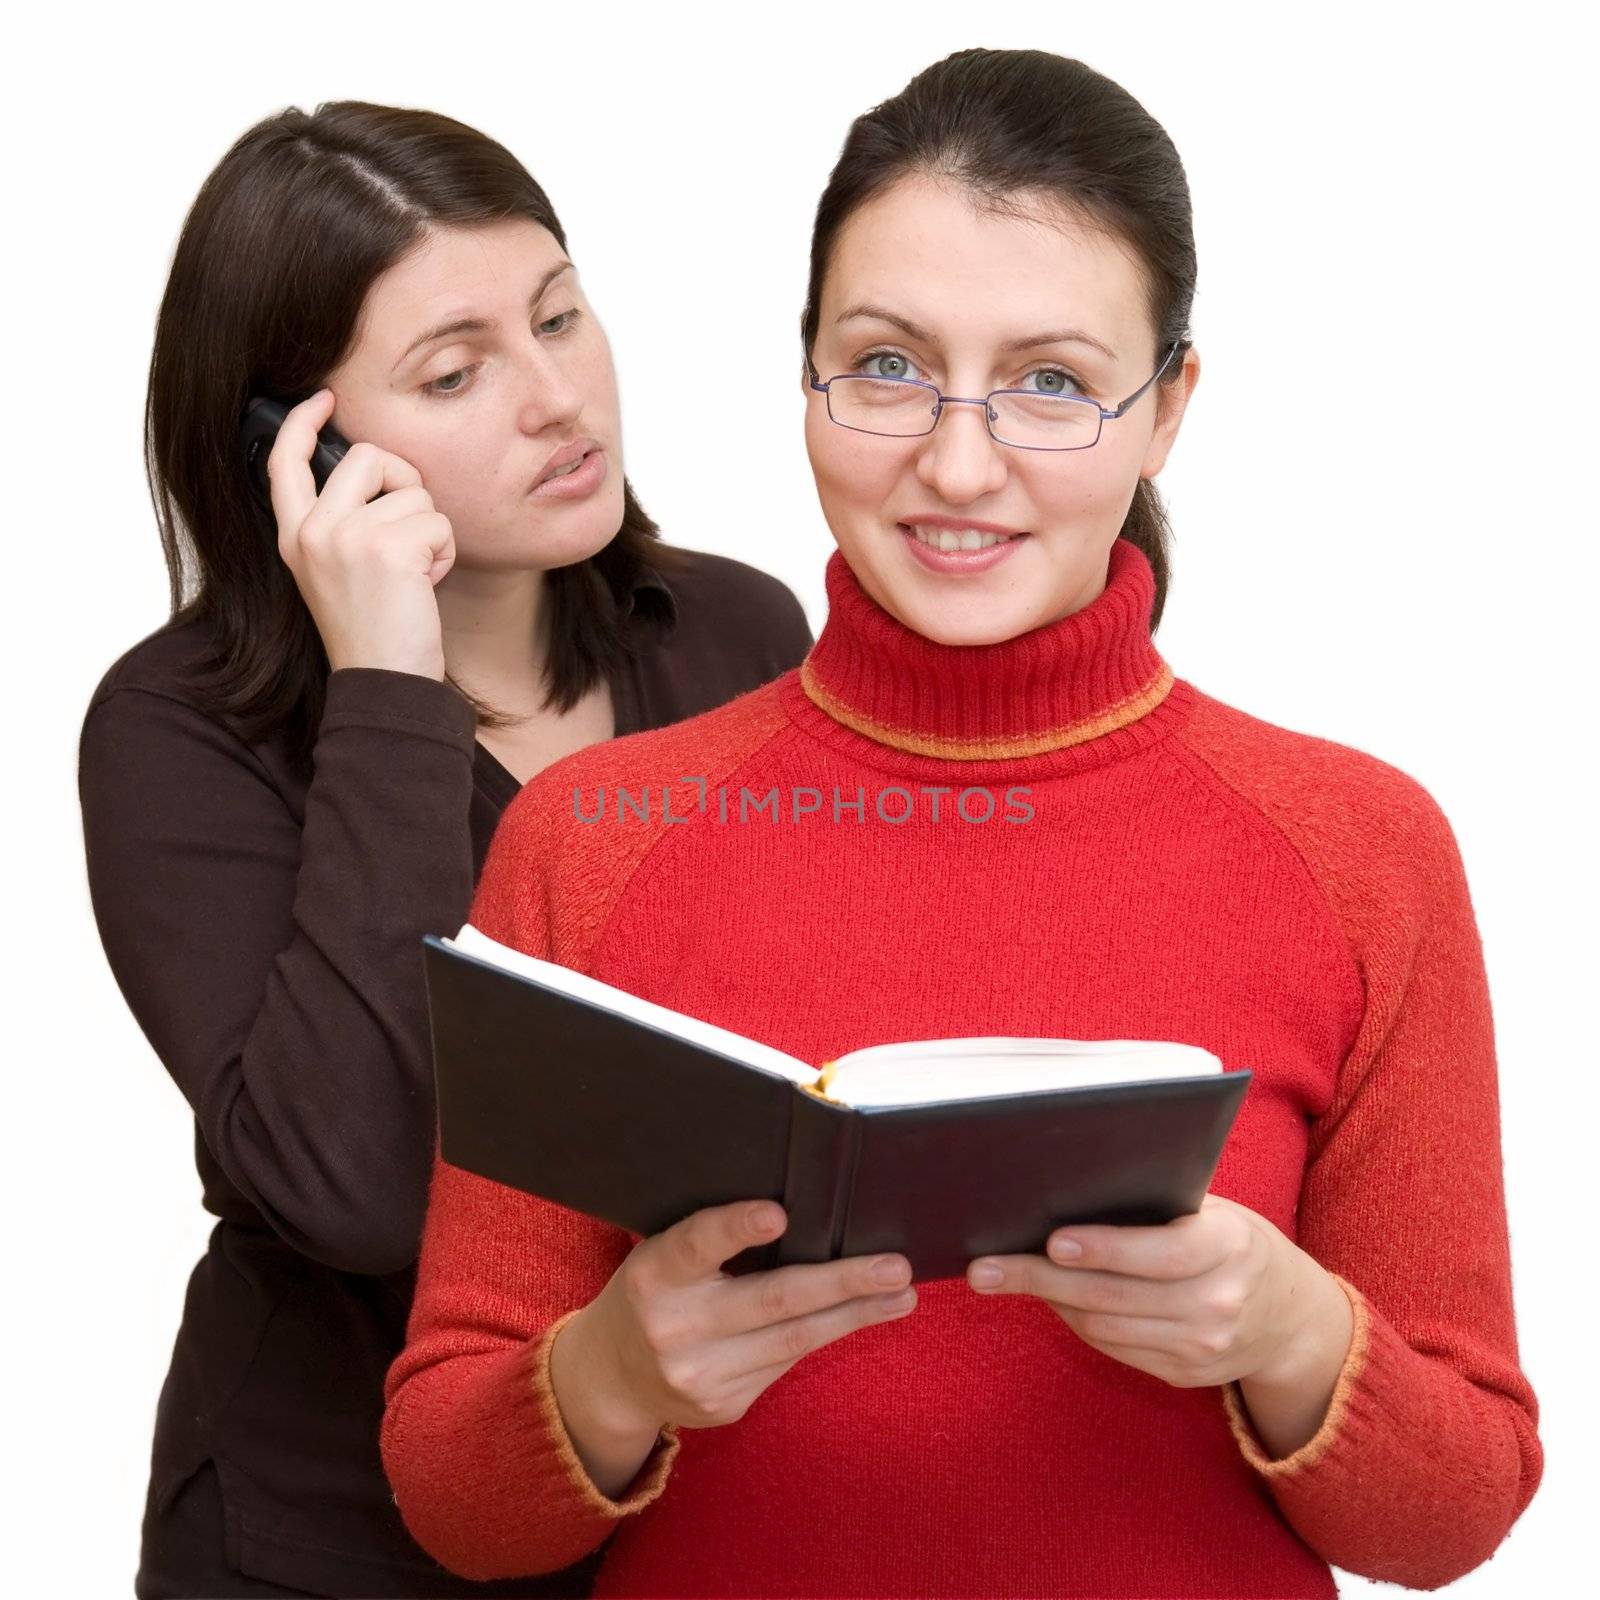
{"left": 822, "top": 174, "right": 1146, "bottom": 357}
{"left": 372, "top": 221, "right": 564, "bottom": 314}
{"left": 349, "top": 220, "right": 572, "bottom": 374}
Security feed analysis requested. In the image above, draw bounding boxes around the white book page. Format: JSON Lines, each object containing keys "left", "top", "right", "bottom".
{"left": 823, "top": 1037, "right": 1223, "bottom": 1108}
{"left": 446, "top": 924, "right": 819, "bottom": 1084}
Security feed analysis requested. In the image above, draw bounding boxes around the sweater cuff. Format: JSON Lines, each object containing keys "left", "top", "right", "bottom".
{"left": 384, "top": 1309, "right": 680, "bottom": 1580}
{"left": 320, "top": 667, "right": 477, "bottom": 746}
{"left": 1220, "top": 1271, "right": 1369, "bottom": 1476}
{"left": 531, "top": 1309, "right": 681, "bottom": 1519}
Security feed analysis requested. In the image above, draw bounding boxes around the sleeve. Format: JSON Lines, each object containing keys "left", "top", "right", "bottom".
{"left": 1219, "top": 792, "right": 1543, "bottom": 1590}
{"left": 380, "top": 785, "right": 680, "bottom": 1581}
{"left": 78, "top": 668, "right": 479, "bottom": 1274}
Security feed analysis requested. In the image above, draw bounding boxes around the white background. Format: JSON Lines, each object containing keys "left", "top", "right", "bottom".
{"left": 8, "top": 2, "right": 1592, "bottom": 1594}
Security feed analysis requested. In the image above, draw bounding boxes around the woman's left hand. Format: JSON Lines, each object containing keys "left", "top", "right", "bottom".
{"left": 966, "top": 1193, "right": 1325, "bottom": 1389}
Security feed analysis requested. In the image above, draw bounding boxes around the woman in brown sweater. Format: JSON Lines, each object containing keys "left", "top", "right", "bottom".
{"left": 77, "top": 101, "right": 811, "bottom": 1599}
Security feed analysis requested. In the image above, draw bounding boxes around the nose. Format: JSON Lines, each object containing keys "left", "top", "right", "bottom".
{"left": 913, "top": 397, "right": 1008, "bottom": 506}
{"left": 513, "top": 335, "right": 585, "bottom": 436}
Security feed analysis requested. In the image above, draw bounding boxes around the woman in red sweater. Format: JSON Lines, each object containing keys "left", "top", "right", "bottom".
{"left": 382, "top": 49, "right": 1543, "bottom": 1598}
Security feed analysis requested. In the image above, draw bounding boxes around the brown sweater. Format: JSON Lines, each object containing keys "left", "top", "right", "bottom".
{"left": 78, "top": 546, "right": 813, "bottom": 1597}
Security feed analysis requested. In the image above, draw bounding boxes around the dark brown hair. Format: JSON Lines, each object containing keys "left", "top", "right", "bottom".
{"left": 146, "top": 99, "right": 688, "bottom": 768}
{"left": 800, "top": 49, "right": 1196, "bottom": 630}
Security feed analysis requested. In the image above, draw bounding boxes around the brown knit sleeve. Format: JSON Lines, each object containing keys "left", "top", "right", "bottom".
{"left": 78, "top": 666, "right": 477, "bottom": 1274}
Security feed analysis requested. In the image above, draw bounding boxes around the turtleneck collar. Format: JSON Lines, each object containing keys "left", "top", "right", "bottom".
{"left": 796, "top": 537, "right": 1177, "bottom": 762}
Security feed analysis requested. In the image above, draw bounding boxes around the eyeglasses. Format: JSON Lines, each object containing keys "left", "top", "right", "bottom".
{"left": 806, "top": 339, "right": 1188, "bottom": 451}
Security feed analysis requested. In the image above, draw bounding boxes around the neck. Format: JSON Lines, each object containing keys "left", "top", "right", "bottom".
{"left": 798, "top": 538, "right": 1174, "bottom": 761}
{"left": 435, "top": 565, "right": 550, "bottom": 712}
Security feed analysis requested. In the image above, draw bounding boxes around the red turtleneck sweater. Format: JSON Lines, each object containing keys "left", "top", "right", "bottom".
{"left": 382, "top": 539, "right": 1541, "bottom": 1598}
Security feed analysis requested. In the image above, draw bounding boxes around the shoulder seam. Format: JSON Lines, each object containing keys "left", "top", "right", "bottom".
{"left": 85, "top": 677, "right": 208, "bottom": 718}
{"left": 77, "top": 684, "right": 291, "bottom": 828}
{"left": 80, "top": 680, "right": 270, "bottom": 776}
{"left": 1164, "top": 729, "right": 1366, "bottom": 1018}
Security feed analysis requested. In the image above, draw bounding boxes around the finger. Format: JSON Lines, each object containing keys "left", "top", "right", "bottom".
{"left": 266, "top": 389, "right": 337, "bottom": 542}
{"left": 719, "top": 1249, "right": 912, "bottom": 1337}
{"left": 421, "top": 513, "right": 456, "bottom": 584}
{"left": 1043, "top": 1209, "right": 1219, "bottom": 1281}
{"left": 1053, "top": 1303, "right": 1198, "bottom": 1360}
{"left": 357, "top": 502, "right": 454, "bottom": 574}
{"left": 653, "top": 1200, "right": 786, "bottom": 1287}
{"left": 725, "top": 1283, "right": 917, "bottom": 1380}
{"left": 355, "top": 485, "right": 436, "bottom": 526}
{"left": 305, "top": 439, "right": 424, "bottom": 533}
{"left": 967, "top": 1257, "right": 1179, "bottom": 1318}
{"left": 375, "top": 509, "right": 457, "bottom": 586}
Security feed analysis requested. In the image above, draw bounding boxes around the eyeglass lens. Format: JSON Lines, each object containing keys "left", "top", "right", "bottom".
{"left": 826, "top": 376, "right": 1101, "bottom": 449}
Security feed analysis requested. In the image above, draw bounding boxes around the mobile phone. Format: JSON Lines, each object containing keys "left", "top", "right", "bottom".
{"left": 240, "top": 395, "right": 352, "bottom": 516}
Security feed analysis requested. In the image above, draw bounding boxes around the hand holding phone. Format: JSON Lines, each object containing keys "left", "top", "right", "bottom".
{"left": 241, "top": 395, "right": 350, "bottom": 507}
{"left": 249, "top": 389, "right": 456, "bottom": 679}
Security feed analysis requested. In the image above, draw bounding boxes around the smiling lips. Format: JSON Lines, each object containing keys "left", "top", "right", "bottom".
{"left": 896, "top": 516, "right": 1030, "bottom": 575}
{"left": 908, "top": 525, "right": 1023, "bottom": 552}
{"left": 900, "top": 515, "right": 1030, "bottom": 554}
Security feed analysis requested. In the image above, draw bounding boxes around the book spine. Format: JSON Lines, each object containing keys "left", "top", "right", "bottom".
{"left": 779, "top": 1089, "right": 859, "bottom": 1266}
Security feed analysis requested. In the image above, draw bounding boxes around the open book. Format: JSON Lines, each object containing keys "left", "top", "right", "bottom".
{"left": 424, "top": 925, "right": 1252, "bottom": 1281}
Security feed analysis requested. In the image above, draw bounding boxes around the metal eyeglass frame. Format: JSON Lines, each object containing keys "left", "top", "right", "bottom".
{"left": 805, "top": 338, "right": 1189, "bottom": 451}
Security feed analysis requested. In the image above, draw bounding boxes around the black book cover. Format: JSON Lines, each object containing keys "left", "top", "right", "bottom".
{"left": 423, "top": 935, "right": 1251, "bottom": 1282}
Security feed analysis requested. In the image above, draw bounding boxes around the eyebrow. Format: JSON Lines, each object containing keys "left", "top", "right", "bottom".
{"left": 392, "top": 261, "right": 575, "bottom": 373}
{"left": 835, "top": 303, "right": 1117, "bottom": 362}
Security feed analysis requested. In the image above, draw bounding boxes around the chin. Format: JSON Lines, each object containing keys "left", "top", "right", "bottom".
{"left": 540, "top": 527, "right": 622, "bottom": 572}
{"left": 844, "top": 542, "right": 1036, "bottom": 648}
{"left": 909, "top": 601, "right": 1035, "bottom": 648}
{"left": 529, "top": 489, "right": 626, "bottom": 562}
{"left": 463, "top": 523, "right": 613, "bottom": 575}
{"left": 862, "top": 575, "right": 1010, "bottom": 647}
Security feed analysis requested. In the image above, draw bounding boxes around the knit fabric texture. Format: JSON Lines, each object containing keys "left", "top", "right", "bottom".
{"left": 382, "top": 538, "right": 1542, "bottom": 1597}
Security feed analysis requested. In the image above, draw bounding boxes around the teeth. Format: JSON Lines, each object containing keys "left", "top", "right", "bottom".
{"left": 910, "top": 526, "right": 1019, "bottom": 552}
{"left": 545, "top": 456, "right": 584, "bottom": 481}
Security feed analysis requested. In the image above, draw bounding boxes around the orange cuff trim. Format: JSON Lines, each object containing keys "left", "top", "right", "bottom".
{"left": 529, "top": 1309, "right": 682, "bottom": 1516}
{"left": 1221, "top": 1272, "right": 1370, "bottom": 1477}
{"left": 798, "top": 658, "right": 1175, "bottom": 761}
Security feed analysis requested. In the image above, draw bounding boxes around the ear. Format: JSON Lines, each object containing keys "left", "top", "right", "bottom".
{"left": 1140, "top": 345, "right": 1200, "bottom": 481}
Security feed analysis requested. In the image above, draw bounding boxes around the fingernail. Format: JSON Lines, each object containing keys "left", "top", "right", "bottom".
{"left": 1049, "top": 1236, "right": 1083, "bottom": 1262}
{"left": 970, "top": 1262, "right": 1003, "bottom": 1287}
{"left": 870, "top": 1256, "right": 909, "bottom": 1286}
{"left": 751, "top": 1204, "right": 781, "bottom": 1234}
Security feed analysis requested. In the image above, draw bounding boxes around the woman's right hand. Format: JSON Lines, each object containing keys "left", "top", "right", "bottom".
{"left": 268, "top": 388, "right": 456, "bottom": 679}
{"left": 558, "top": 1200, "right": 917, "bottom": 1448}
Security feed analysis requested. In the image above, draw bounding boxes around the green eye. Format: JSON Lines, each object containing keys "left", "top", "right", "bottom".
{"left": 1025, "top": 368, "right": 1080, "bottom": 396}
{"left": 423, "top": 366, "right": 476, "bottom": 398}
{"left": 860, "top": 351, "right": 914, "bottom": 380}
